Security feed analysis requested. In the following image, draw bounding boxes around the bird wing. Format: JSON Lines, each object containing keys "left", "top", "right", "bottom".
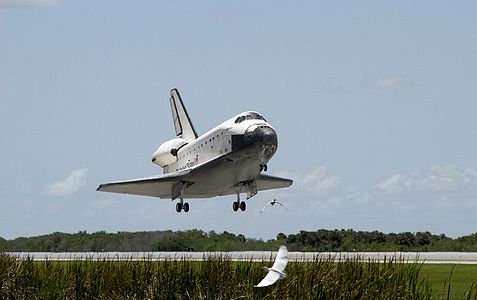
{"left": 254, "top": 270, "right": 281, "bottom": 287}
{"left": 275, "top": 201, "right": 288, "bottom": 210}
{"left": 259, "top": 201, "right": 272, "bottom": 214}
{"left": 271, "top": 246, "right": 288, "bottom": 272}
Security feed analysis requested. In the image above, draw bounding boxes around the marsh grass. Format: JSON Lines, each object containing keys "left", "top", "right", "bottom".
{"left": 1, "top": 252, "right": 473, "bottom": 299}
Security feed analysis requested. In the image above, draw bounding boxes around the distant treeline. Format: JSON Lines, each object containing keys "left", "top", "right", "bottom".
{"left": 1, "top": 229, "right": 477, "bottom": 252}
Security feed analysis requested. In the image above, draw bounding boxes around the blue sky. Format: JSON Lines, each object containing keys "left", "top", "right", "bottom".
{"left": 1, "top": 1, "right": 476, "bottom": 240}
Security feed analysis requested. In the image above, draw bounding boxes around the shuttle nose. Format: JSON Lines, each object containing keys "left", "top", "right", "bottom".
{"left": 152, "top": 150, "right": 158, "bottom": 163}
{"left": 252, "top": 126, "right": 277, "bottom": 146}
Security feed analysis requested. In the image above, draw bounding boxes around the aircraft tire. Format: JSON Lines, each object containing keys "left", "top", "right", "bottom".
{"left": 240, "top": 201, "right": 246, "bottom": 211}
{"left": 233, "top": 202, "right": 239, "bottom": 212}
{"left": 176, "top": 202, "right": 182, "bottom": 213}
{"left": 183, "top": 202, "right": 189, "bottom": 212}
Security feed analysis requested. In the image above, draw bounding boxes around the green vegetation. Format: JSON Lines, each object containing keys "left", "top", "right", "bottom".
{"left": 1, "top": 229, "right": 477, "bottom": 252}
{"left": 2, "top": 230, "right": 477, "bottom": 298}
{"left": 285, "top": 230, "right": 477, "bottom": 252}
{"left": 1, "top": 230, "right": 171, "bottom": 252}
{"left": 419, "top": 264, "right": 477, "bottom": 299}
{"left": 1, "top": 253, "right": 444, "bottom": 299}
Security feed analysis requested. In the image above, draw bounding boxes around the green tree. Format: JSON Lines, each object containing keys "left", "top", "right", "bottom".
{"left": 416, "top": 232, "right": 432, "bottom": 246}
{"left": 0, "top": 236, "right": 5, "bottom": 251}
{"left": 396, "top": 232, "right": 417, "bottom": 247}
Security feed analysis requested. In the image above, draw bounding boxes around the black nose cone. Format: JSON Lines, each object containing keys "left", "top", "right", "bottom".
{"left": 253, "top": 126, "right": 277, "bottom": 146}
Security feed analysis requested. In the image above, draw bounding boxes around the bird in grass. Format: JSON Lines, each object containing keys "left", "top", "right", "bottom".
{"left": 259, "top": 199, "right": 288, "bottom": 214}
{"left": 254, "top": 245, "right": 288, "bottom": 287}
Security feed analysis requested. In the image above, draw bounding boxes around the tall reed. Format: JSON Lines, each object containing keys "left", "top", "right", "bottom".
{"left": 0, "top": 252, "right": 468, "bottom": 299}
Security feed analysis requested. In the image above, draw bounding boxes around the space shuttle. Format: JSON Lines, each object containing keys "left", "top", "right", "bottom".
{"left": 97, "top": 88, "right": 293, "bottom": 213}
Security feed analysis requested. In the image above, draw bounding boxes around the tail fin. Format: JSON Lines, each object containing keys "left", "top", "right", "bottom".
{"left": 170, "top": 88, "right": 198, "bottom": 141}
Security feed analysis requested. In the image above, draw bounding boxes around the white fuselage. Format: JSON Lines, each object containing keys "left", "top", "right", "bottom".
{"left": 153, "top": 111, "right": 275, "bottom": 174}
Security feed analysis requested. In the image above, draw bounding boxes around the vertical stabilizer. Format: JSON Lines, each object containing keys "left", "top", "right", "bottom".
{"left": 170, "top": 88, "right": 198, "bottom": 141}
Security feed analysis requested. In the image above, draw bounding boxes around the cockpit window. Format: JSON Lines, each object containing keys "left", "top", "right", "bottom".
{"left": 234, "top": 113, "right": 267, "bottom": 123}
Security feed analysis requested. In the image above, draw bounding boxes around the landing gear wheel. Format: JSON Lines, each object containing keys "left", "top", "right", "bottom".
{"left": 183, "top": 202, "right": 189, "bottom": 212}
{"left": 240, "top": 201, "right": 246, "bottom": 211}
{"left": 176, "top": 202, "right": 182, "bottom": 213}
{"left": 263, "top": 164, "right": 268, "bottom": 172}
{"left": 233, "top": 201, "right": 239, "bottom": 212}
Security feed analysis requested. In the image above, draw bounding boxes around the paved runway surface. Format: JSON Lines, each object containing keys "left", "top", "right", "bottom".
{"left": 6, "top": 251, "right": 477, "bottom": 264}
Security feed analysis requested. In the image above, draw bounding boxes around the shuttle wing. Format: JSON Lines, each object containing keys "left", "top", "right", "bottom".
{"left": 96, "top": 170, "right": 190, "bottom": 198}
{"left": 97, "top": 151, "right": 293, "bottom": 199}
{"left": 170, "top": 88, "right": 198, "bottom": 141}
{"left": 255, "top": 174, "right": 293, "bottom": 191}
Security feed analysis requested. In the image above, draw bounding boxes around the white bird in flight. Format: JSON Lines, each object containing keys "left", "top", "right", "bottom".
{"left": 254, "top": 245, "right": 288, "bottom": 287}
{"left": 259, "top": 199, "right": 288, "bottom": 214}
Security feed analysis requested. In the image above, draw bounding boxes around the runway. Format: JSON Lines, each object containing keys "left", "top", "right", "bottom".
{"left": 6, "top": 251, "right": 477, "bottom": 264}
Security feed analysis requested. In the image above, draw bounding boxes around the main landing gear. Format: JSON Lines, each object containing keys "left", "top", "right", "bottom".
{"left": 232, "top": 195, "right": 246, "bottom": 212}
{"left": 173, "top": 181, "right": 191, "bottom": 213}
{"left": 232, "top": 180, "right": 257, "bottom": 212}
{"left": 175, "top": 198, "right": 189, "bottom": 213}
{"left": 259, "top": 164, "right": 268, "bottom": 172}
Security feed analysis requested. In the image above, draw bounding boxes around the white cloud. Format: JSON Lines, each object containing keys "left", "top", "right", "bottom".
{"left": 287, "top": 163, "right": 477, "bottom": 210}
{"left": 294, "top": 166, "right": 343, "bottom": 194}
{"left": 47, "top": 168, "right": 88, "bottom": 196}
{"left": 419, "top": 164, "right": 477, "bottom": 192}
{"left": 0, "top": 0, "right": 59, "bottom": 7}
{"left": 373, "top": 174, "right": 413, "bottom": 193}
{"left": 375, "top": 76, "right": 402, "bottom": 88}
{"left": 261, "top": 164, "right": 477, "bottom": 237}
{"left": 374, "top": 164, "right": 477, "bottom": 195}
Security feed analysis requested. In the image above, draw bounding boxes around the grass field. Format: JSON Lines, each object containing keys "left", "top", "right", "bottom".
{"left": 2, "top": 253, "right": 477, "bottom": 299}
{"left": 419, "top": 264, "right": 477, "bottom": 299}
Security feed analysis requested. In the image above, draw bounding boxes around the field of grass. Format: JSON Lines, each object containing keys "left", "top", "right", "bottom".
{"left": 2, "top": 252, "right": 477, "bottom": 299}
{"left": 419, "top": 264, "right": 477, "bottom": 299}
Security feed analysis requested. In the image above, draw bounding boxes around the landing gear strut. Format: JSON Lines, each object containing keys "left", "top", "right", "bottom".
{"left": 232, "top": 180, "right": 258, "bottom": 212}
{"left": 172, "top": 181, "right": 191, "bottom": 213}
